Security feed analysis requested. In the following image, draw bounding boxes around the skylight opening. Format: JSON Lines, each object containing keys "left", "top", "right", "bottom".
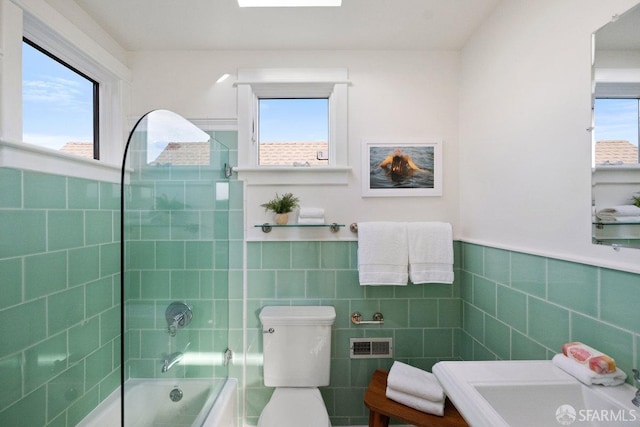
{"left": 238, "top": 0, "right": 341, "bottom": 7}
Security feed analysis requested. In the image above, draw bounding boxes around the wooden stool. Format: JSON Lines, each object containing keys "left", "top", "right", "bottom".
{"left": 364, "top": 369, "right": 468, "bottom": 427}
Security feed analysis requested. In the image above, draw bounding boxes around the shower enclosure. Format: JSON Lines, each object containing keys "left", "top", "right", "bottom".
{"left": 120, "top": 110, "right": 231, "bottom": 426}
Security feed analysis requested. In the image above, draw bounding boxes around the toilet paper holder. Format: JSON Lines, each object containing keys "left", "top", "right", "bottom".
{"left": 351, "top": 311, "right": 384, "bottom": 325}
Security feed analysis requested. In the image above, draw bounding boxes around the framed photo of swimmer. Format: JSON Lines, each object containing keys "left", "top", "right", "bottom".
{"left": 361, "top": 139, "right": 442, "bottom": 197}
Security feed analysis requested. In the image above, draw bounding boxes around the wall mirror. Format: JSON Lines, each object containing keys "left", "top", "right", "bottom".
{"left": 592, "top": 2, "right": 640, "bottom": 249}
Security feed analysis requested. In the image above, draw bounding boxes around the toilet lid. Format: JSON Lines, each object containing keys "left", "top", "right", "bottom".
{"left": 258, "top": 388, "right": 331, "bottom": 427}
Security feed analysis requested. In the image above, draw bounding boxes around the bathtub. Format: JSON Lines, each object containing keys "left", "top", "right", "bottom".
{"left": 77, "top": 378, "right": 237, "bottom": 427}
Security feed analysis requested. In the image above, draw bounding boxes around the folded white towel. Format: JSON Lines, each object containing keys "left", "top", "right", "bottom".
{"left": 597, "top": 205, "right": 640, "bottom": 220}
{"left": 407, "top": 222, "right": 454, "bottom": 284}
{"left": 385, "top": 386, "right": 444, "bottom": 416}
{"left": 552, "top": 354, "right": 627, "bottom": 386}
{"left": 298, "top": 207, "right": 325, "bottom": 218}
{"left": 297, "top": 217, "right": 325, "bottom": 224}
{"left": 387, "top": 361, "right": 445, "bottom": 402}
{"left": 357, "top": 222, "right": 408, "bottom": 286}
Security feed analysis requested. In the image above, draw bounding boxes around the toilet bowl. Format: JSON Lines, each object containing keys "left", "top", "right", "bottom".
{"left": 257, "top": 306, "right": 336, "bottom": 427}
{"left": 257, "top": 388, "right": 330, "bottom": 427}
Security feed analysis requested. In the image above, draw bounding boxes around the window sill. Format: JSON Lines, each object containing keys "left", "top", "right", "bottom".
{"left": 593, "top": 165, "right": 640, "bottom": 185}
{"left": 0, "top": 139, "right": 122, "bottom": 183}
{"left": 594, "top": 164, "right": 640, "bottom": 170}
{"left": 235, "top": 166, "right": 351, "bottom": 186}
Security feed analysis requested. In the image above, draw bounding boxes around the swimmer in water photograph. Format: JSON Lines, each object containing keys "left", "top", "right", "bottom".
{"left": 371, "top": 146, "right": 433, "bottom": 187}
{"left": 379, "top": 148, "right": 426, "bottom": 176}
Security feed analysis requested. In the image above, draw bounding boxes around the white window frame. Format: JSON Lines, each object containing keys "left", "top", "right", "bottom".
{"left": 235, "top": 68, "right": 351, "bottom": 185}
{"left": 0, "top": 4, "right": 128, "bottom": 183}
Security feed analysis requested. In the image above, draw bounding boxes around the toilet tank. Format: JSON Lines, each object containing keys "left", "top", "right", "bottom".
{"left": 259, "top": 306, "right": 336, "bottom": 387}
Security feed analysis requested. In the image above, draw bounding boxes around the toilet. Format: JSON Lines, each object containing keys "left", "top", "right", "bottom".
{"left": 258, "top": 305, "right": 336, "bottom": 427}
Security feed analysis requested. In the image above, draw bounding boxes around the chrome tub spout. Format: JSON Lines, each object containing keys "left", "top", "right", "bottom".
{"left": 161, "top": 352, "right": 184, "bottom": 373}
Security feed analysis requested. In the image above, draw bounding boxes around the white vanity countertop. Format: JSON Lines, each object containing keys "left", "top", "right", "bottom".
{"left": 433, "top": 360, "right": 640, "bottom": 427}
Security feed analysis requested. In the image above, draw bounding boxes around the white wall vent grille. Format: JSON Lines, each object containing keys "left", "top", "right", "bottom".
{"left": 350, "top": 338, "right": 393, "bottom": 359}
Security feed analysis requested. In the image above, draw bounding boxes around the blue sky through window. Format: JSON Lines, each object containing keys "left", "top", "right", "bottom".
{"left": 22, "top": 41, "right": 95, "bottom": 151}
{"left": 594, "top": 98, "right": 639, "bottom": 146}
{"left": 258, "top": 98, "right": 328, "bottom": 142}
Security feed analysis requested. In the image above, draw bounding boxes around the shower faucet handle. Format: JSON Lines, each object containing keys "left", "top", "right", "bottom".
{"left": 165, "top": 302, "right": 193, "bottom": 336}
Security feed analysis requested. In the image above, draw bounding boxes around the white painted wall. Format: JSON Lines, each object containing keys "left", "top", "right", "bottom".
{"left": 43, "top": 0, "right": 640, "bottom": 270}
{"left": 130, "top": 50, "right": 461, "bottom": 240}
{"left": 458, "top": 0, "right": 640, "bottom": 272}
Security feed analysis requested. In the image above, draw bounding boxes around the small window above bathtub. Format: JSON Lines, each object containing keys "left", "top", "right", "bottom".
{"left": 0, "top": 11, "right": 126, "bottom": 183}
{"left": 23, "top": 38, "right": 99, "bottom": 160}
{"left": 235, "top": 68, "right": 351, "bottom": 185}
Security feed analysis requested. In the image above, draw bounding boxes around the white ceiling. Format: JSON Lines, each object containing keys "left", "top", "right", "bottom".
{"left": 50, "top": 0, "right": 501, "bottom": 51}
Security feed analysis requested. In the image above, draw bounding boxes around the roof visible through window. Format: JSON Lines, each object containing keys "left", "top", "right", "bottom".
{"left": 258, "top": 98, "right": 329, "bottom": 166}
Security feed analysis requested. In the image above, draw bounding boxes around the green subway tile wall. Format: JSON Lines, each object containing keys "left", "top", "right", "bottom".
{"left": 243, "top": 240, "right": 640, "bottom": 426}
{"left": 459, "top": 242, "right": 640, "bottom": 382}
{"left": 5, "top": 146, "right": 640, "bottom": 427}
{"left": 244, "top": 241, "right": 463, "bottom": 426}
{"left": 0, "top": 168, "right": 121, "bottom": 427}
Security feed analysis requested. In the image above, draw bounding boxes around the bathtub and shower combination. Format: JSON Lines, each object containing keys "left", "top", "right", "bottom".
{"left": 79, "top": 110, "right": 236, "bottom": 427}
{"left": 78, "top": 378, "right": 237, "bottom": 427}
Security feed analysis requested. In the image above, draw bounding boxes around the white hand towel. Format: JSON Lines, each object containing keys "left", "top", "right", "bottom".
{"left": 298, "top": 207, "right": 325, "bottom": 218}
{"left": 297, "top": 217, "right": 325, "bottom": 224}
{"left": 551, "top": 354, "right": 627, "bottom": 386}
{"left": 385, "top": 387, "right": 444, "bottom": 416}
{"left": 407, "top": 222, "right": 454, "bottom": 284}
{"left": 387, "top": 361, "right": 445, "bottom": 402}
{"left": 357, "top": 222, "right": 408, "bottom": 286}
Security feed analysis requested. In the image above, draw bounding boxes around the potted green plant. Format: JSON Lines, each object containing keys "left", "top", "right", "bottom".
{"left": 261, "top": 192, "right": 300, "bottom": 225}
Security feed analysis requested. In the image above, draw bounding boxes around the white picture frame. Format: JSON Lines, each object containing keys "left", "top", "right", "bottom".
{"left": 361, "top": 139, "right": 443, "bottom": 197}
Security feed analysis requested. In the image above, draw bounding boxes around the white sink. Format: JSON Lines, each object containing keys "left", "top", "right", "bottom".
{"left": 475, "top": 382, "right": 630, "bottom": 427}
{"left": 433, "top": 360, "right": 640, "bottom": 427}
